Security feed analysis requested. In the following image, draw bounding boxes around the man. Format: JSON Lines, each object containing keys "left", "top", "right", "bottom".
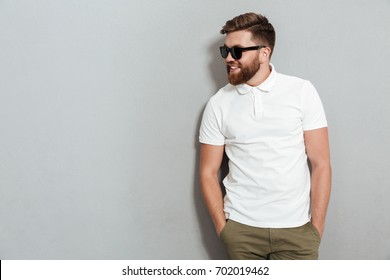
{"left": 199, "top": 13, "right": 331, "bottom": 260}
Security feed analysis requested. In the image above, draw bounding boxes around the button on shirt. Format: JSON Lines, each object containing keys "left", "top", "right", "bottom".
{"left": 199, "top": 64, "right": 328, "bottom": 228}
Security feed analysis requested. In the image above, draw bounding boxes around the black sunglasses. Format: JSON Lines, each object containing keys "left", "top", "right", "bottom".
{"left": 219, "top": 45, "right": 267, "bottom": 60}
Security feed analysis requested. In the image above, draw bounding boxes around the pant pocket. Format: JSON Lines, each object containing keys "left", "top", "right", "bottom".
{"left": 307, "top": 222, "right": 321, "bottom": 242}
{"left": 219, "top": 219, "right": 230, "bottom": 240}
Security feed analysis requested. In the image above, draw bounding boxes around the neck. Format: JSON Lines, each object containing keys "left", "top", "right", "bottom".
{"left": 246, "top": 62, "right": 271, "bottom": 87}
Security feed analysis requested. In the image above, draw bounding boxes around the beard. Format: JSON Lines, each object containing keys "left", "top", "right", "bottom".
{"left": 227, "top": 58, "right": 261, "bottom": 86}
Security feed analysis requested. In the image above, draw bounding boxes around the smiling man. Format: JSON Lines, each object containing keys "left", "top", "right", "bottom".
{"left": 199, "top": 13, "right": 331, "bottom": 260}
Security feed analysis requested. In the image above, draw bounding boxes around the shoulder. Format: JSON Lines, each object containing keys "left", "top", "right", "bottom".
{"left": 275, "top": 72, "right": 309, "bottom": 88}
{"left": 274, "top": 72, "right": 318, "bottom": 99}
{"left": 213, "top": 83, "right": 237, "bottom": 97}
{"left": 208, "top": 83, "right": 238, "bottom": 105}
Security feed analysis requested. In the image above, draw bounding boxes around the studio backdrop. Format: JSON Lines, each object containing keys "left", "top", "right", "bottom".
{"left": 1, "top": 0, "right": 389, "bottom": 259}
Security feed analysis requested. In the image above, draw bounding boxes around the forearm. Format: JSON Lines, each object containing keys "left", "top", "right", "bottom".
{"left": 200, "top": 175, "right": 226, "bottom": 235}
{"left": 310, "top": 163, "right": 332, "bottom": 236}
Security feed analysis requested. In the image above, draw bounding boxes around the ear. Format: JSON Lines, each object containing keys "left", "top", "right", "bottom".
{"left": 259, "top": 46, "right": 271, "bottom": 62}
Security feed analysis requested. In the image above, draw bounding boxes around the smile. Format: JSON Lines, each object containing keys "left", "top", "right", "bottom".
{"left": 228, "top": 65, "right": 240, "bottom": 73}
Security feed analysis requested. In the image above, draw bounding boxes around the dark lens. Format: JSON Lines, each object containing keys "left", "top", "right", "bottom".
{"left": 231, "top": 47, "right": 242, "bottom": 60}
{"left": 220, "top": 46, "right": 228, "bottom": 58}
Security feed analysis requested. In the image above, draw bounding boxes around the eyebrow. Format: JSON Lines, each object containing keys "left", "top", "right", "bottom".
{"left": 224, "top": 44, "right": 246, "bottom": 48}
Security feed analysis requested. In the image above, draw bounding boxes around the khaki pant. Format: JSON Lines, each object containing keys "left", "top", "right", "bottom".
{"left": 220, "top": 220, "right": 321, "bottom": 260}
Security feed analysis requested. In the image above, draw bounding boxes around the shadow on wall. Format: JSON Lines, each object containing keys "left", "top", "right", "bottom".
{"left": 193, "top": 36, "right": 230, "bottom": 259}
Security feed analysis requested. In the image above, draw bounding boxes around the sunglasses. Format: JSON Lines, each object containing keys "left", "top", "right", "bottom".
{"left": 219, "top": 45, "right": 267, "bottom": 60}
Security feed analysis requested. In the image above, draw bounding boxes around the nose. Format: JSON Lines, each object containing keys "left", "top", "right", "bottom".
{"left": 225, "top": 51, "right": 235, "bottom": 63}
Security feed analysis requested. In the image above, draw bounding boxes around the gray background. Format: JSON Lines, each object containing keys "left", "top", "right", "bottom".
{"left": 1, "top": 0, "right": 389, "bottom": 260}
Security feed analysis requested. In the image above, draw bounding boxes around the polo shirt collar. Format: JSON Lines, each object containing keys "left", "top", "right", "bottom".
{"left": 236, "top": 63, "right": 277, "bottom": 94}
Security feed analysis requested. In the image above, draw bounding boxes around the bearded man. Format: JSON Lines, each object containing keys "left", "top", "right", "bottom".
{"left": 199, "top": 12, "right": 331, "bottom": 260}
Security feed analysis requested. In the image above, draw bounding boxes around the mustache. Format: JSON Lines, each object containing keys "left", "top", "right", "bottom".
{"left": 227, "top": 62, "right": 241, "bottom": 67}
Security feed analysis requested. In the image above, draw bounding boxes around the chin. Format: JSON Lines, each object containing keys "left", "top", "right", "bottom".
{"left": 228, "top": 74, "right": 244, "bottom": 85}
{"left": 228, "top": 78, "right": 239, "bottom": 85}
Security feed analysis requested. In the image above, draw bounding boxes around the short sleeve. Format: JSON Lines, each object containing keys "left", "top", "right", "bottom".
{"left": 301, "top": 81, "right": 328, "bottom": 131}
{"left": 199, "top": 99, "right": 225, "bottom": 145}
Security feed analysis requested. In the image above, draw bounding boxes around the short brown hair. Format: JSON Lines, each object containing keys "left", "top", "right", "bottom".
{"left": 221, "top": 13, "right": 276, "bottom": 57}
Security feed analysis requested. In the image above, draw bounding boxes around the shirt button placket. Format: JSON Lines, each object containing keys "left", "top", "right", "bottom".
{"left": 253, "top": 88, "right": 263, "bottom": 120}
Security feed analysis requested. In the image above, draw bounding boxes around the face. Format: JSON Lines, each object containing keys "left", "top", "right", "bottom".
{"left": 223, "top": 30, "right": 264, "bottom": 86}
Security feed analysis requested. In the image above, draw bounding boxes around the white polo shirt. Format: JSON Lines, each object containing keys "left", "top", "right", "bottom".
{"left": 199, "top": 64, "right": 327, "bottom": 228}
